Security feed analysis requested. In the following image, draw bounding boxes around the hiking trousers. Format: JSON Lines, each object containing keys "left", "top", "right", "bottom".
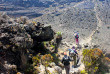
{"left": 75, "top": 38, "right": 79, "bottom": 45}
{"left": 64, "top": 65, "right": 70, "bottom": 74}
{"left": 73, "top": 56, "right": 77, "bottom": 67}
{"left": 70, "top": 56, "right": 77, "bottom": 67}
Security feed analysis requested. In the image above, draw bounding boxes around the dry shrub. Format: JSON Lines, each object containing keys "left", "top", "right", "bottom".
{"left": 82, "top": 48, "right": 109, "bottom": 74}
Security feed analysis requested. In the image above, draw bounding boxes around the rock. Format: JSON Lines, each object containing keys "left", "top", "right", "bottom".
{"left": 39, "top": 65, "right": 46, "bottom": 74}
{"left": 1, "top": 12, "right": 9, "bottom": 20}
{"left": 17, "top": 16, "right": 29, "bottom": 24}
{"left": 8, "top": 18, "right": 14, "bottom": 24}
{"left": 3, "top": 63, "right": 17, "bottom": 70}
{"left": 0, "top": 13, "right": 56, "bottom": 74}
{"left": 47, "top": 67, "right": 55, "bottom": 74}
{"left": 59, "top": 51, "right": 64, "bottom": 55}
{"left": 34, "top": 66, "right": 41, "bottom": 73}
{"left": 78, "top": 63, "right": 85, "bottom": 72}
{"left": 24, "top": 23, "right": 55, "bottom": 42}
{"left": 83, "top": 43, "right": 89, "bottom": 48}
{"left": 49, "top": 62, "right": 56, "bottom": 67}
{"left": 0, "top": 17, "right": 7, "bottom": 25}
{"left": 54, "top": 66, "right": 62, "bottom": 74}
{"left": 58, "top": 62, "right": 64, "bottom": 68}
{"left": 39, "top": 25, "right": 55, "bottom": 41}
{"left": 39, "top": 64, "right": 62, "bottom": 74}
{"left": 92, "top": 44, "right": 99, "bottom": 48}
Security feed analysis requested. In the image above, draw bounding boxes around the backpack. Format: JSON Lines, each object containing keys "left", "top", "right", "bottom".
{"left": 63, "top": 56, "right": 70, "bottom": 66}
{"left": 69, "top": 49, "right": 77, "bottom": 57}
{"left": 75, "top": 35, "right": 79, "bottom": 39}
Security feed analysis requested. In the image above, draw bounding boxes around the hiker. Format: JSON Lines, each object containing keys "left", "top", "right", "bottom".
{"left": 74, "top": 32, "right": 79, "bottom": 45}
{"left": 69, "top": 46, "right": 78, "bottom": 68}
{"left": 61, "top": 52, "right": 72, "bottom": 74}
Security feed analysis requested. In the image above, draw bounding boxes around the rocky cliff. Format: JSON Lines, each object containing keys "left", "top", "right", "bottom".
{"left": 0, "top": 13, "right": 58, "bottom": 74}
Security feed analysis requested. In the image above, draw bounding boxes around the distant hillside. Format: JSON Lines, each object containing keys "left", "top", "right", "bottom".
{"left": 0, "top": 0, "right": 109, "bottom": 18}
{"left": 35, "top": 6, "right": 97, "bottom": 42}
{"left": 0, "top": 0, "right": 83, "bottom": 7}
{"left": 0, "top": 0, "right": 84, "bottom": 18}
{"left": 35, "top": 0, "right": 110, "bottom": 52}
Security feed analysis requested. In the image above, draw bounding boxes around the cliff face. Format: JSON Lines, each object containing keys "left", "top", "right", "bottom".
{"left": 0, "top": 13, "right": 56, "bottom": 73}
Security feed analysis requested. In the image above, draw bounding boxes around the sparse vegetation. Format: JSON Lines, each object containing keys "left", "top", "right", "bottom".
{"left": 82, "top": 48, "right": 109, "bottom": 74}
{"left": 32, "top": 53, "right": 41, "bottom": 66}
{"left": 52, "top": 53, "right": 60, "bottom": 65}
{"left": 80, "top": 70, "right": 88, "bottom": 74}
{"left": 56, "top": 31, "right": 62, "bottom": 38}
{"left": 26, "top": 53, "right": 57, "bottom": 74}
{"left": 24, "top": 64, "right": 34, "bottom": 74}
{"left": 41, "top": 54, "right": 53, "bottom": 73}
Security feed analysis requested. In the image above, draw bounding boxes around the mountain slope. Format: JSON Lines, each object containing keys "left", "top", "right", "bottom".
{"left": 35, "top": 0, "right": 110, "bottom": 52}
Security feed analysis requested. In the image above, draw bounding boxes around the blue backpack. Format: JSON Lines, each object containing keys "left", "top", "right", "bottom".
{"left": 75, "top": 35, "right": 79, "bottom": 39}
{"left": 69, "top": 49, "right": 77, "bottom": 57}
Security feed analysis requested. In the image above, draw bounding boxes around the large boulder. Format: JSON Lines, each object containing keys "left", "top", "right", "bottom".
{"left": 0, "top": 13, "right": 56, "bottom": 73}
{"left": 0, "top": 14, "right": 33, "bottom": 73}
{"left": 25, "top": 23, "right": 55, "bottom": 42}
{"left": 17, "top": 16, "right": 29, "bottom": 24}
{"left": 54, "top": 66, "right": 62, "bottom": 74}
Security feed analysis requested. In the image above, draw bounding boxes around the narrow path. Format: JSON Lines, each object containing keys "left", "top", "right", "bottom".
{"left": 73, "top": 1, "right": 85, "bottom": 7}
{"left": 94, "top": 1, "right": 103, "bottom": 27}
{"left": 59, "top": 42, "right": 85, "bottom": 74}
{"left": 59, "top": 1, "right": 104, "bottom": 74}
{"left": 80, "top": 1, "right": 103, "bottom": 46}
{"left": 64, "top": 2, "right": 103, "bottom": 73}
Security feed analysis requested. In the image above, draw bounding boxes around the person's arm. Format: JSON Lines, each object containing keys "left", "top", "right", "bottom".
{"left": 74, "top": 50, "right": 78, "bottom": 54}
{"left": 68, "top": 56, "right": 73, "bottom": 61}
{"left": 61, "top": 58, "right": 64, "bottom": 64}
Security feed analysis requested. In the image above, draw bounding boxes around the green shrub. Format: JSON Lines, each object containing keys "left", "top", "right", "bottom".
{"left": 41, "top": 54, "right": 53, "bottom": 74}
{"left": 52, "top": 53, "right": 60, "bottom": 65}
{"left": 41, "top": 54, "right": 53, "bottom": 67}
{"left": 32, "top": 53, "right": 41, "bottom": 66}
{"left": 56, "top": 31, "right": 62, "bottom": 38}
{"left": 80, "top": 70, "right": 88, "bottom": 74}
{"left": 24, "top": 64, "right": 34, "bottom": 74}
{"left": 50, "top": 45, "right": 55, "bottom": 48}
{"left": 82, "top": 48, "right": 109, "bottom": 73}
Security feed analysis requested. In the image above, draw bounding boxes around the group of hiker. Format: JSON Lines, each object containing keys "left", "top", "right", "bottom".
{"left": 61, "top": 32, "right": 79, "bottom": 74}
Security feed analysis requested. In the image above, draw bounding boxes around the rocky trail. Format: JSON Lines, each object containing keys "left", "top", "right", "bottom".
{"left": 60, "top": 3, "right": 104, "bottom": 73}
{"left": 59, "top": 42, "right": 85, "bottom": 74}
{"left": 80, "top": 0, "right": 103, "bottom": 46}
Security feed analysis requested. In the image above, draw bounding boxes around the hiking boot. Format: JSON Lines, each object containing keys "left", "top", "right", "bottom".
{"left": 74, "top": 65, "right": 77, "bottom": 68}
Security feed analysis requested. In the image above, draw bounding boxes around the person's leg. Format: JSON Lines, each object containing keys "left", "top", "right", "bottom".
{"left": 74, "top": 56, "right": 77, "bottom": 67}
{"left": 72, "top": 56, "right": 74, "bottom": 66}
{"left": 67, "top": 65, "right": 70, "bottom": 74}
{"left": 75, "top": 38, "right": 77, "bottom": 44}
{"left": 64, "top": 66, "right": 68, "bottom": 74}
{"left": 64, "top": 65, "right": 70, "bottom": 74}
{"left": 77, "top": 39, "right": 79, "bottom": 45}
{"left": 76, "top": 38, "right": 79, "bottom": 45}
